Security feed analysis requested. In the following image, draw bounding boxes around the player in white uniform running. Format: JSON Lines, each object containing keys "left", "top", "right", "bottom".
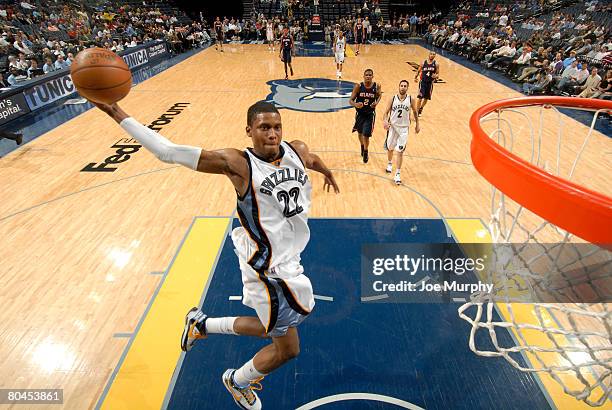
{"left": 382, "top": 80, "right": 420, "bottom": 185}
{"left": 333, "top": 30, "right": 346, "bottom": 78}
{"left": 266, "top": 20, "right": 275, "bottom": 51}
{"left": 92, "top": 100, "right": 340, "bottom": 410}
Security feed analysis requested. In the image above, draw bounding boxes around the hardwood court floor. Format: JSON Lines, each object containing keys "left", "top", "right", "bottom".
{"left": 0, "top": 44, "right": 609, "bottom": 409}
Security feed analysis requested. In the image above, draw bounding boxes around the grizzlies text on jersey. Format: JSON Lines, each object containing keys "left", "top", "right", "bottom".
{"left": 234, "top": 141, "right": 312, "bottom": 272}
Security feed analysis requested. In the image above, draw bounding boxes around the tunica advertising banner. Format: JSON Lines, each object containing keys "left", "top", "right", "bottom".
{"left": 0, "top": 41, "right": 170, "bottom": 124}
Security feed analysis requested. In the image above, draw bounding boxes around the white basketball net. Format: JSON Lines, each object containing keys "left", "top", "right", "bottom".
{"left": 458, "top": 103, "right": 611, "bottom": 406}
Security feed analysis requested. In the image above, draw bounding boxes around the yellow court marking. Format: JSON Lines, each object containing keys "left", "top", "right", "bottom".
{"left": 447, "top": 219, "right": 610, "bottom": 410}
{"left": 101, "top": 217, "right": 231, "bottom": 410}
{"left": 345, "top": 44, "right": 356, "bottom": 57}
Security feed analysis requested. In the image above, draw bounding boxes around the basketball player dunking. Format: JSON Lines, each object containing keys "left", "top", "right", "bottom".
{"left": 353, "top": 18, "right": 366, "bottom": 55}
{"left": 414, "top": 51, "right": 439, "bottom": 116}
{"left": 349, "top": 68, "right": 382, "bottom": 163}
{"left": 280, "top": 28, "right": 294, "bottom": 79}
{"left": 382, "top": 80, "right": 420, "bottom": 185}
{"left": 93, "top": 100, "right": 339, "bottom": 410}
{"left": 333, "top": 31, "right": 346, "bottom": 79}
{"left": 214, "top": 17, "right": 224, "bottom": 52}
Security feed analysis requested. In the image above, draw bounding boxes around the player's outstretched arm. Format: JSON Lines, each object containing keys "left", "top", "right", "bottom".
{"left": 94, "top": 102, "right": 248, "bottom": 179}
{"left": 290, "top": 140, "right": 339, "bottom": 193}
{"left": 414, "top": 66, "right": 422, "bottom": 82}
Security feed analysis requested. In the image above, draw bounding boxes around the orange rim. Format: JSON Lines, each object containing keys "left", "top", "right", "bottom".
{"left": 470, "top": 96, "right": 612, "bottom": 244}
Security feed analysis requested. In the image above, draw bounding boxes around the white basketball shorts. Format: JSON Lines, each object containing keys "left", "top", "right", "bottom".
{"left": 384, "top": 125, "right": 409, "bottom": 152}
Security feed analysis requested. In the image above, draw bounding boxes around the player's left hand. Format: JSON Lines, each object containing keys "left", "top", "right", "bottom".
{"left": 324, "top": 173, "right": 340, "bottom": 193}
{"left": 415, "top": 123, "right": 420, "bottom": 134}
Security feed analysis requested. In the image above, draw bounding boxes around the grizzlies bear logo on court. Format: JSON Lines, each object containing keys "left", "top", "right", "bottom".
{"left": 264, "top": 78, "right": 355, "bottom": 113}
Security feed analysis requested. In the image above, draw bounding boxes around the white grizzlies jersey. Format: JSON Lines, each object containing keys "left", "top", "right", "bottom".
{"left": 390, "top": 94, "right": 411, "bottom": 128}
{"left": 234, "top": 141, "right": 312, "bottom": 274}
{"left": 335, "top": 37, "right": 345, "bottom": 54}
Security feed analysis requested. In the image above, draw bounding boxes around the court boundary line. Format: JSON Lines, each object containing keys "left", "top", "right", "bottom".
{"left": 94, "top": 216, "right": 199, "bottom": 410}
{"left": 160, "top": 214, "right": 235, "bottom": 409}
{"left": 295, "top": 392, "right": 425, "bottom": 410}
{"left": 311, "top": 149, "right": 471, "bottom": 165}
{"left": 329, "top": 168, "right": 453, "bottom": 238}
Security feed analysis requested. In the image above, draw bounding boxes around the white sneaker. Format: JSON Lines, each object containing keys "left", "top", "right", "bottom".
{"left": 180, "top": 307, "right": 207, "bottom": 352}
{"left": 385, "top": 163, "right": 392, "bottom": 173}
{"left": 222, "top": 369, "right": 263, "bottom": 410}
{"left": 394, "top": 173, "right": 401, "bottom": 185}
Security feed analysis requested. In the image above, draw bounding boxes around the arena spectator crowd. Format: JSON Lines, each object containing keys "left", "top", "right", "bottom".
{"left": 0, "top": 0, "right": 212, "bottom": 88}
{"left": 3, "top": 0, "right": 610, "bottom": 102}
{"left": 422, "top": 0, "right": 611, "bottom": 99}
{"left": 247, "top": 0, "right": 445, "bottom": 44}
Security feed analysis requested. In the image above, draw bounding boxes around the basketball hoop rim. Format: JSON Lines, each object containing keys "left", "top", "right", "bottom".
{"left": 470, "top": 96, "right": 612, "bottom": 244}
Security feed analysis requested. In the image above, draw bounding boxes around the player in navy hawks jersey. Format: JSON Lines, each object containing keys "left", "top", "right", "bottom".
{"left": 280, "top": 28, "right": 295, "bottom": 79}
{"left": 93, "top": 100, "right": 339, "bottom": 410}
{"left": 349, "top": 68, "right": 383, "bottom": 163}
{"left": 414, "top": 51, "right": 439, "bottom": 116}
{"left": 213, "top": 16, "right": 224, "bottom": 52}
{"left": 354, "top": 18, "right": 366, "bottom": 55}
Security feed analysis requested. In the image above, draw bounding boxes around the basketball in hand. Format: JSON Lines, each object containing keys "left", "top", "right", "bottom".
{"left": 70, "top": 48, "right": 132, "bottom": 104}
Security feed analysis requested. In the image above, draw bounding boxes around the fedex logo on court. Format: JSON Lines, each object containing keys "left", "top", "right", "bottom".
{"left": 81, "top": 103, "right": 190, "bottom": 172}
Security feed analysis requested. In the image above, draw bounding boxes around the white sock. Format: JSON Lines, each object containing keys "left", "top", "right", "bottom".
{"left": 233, "top": 358, "right": 267, "bottom": 388}
{"left": 396, "top": 170, "right": 401, "bottom": 175}
{"left": 205, "top": 317, "right": 238, "bottom": 335}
